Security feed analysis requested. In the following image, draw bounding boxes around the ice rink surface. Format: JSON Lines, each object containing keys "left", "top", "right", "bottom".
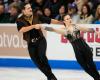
{"left": 0, "top": 67, "right": 99, "bottom": 80}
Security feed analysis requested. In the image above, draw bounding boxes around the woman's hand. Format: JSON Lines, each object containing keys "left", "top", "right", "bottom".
{"left": 95, "top": 31, "right": 100, "bottom": 36}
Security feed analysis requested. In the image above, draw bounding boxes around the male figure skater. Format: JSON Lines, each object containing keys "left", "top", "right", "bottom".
{"left": 16, "top": 3, "right": 61, "bottom": 80}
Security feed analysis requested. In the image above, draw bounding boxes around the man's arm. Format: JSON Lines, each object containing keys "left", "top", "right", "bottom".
{"left": 19, "top": 24, "right": 40, "bottom": 33}
{"left": 39, "top": 14, "right": 62, "bottom": 24}
{"left": 16, "top": 20, "right": 41, "bottom": 33}
{"left": 51, "top": 19, "right": 63, "bottom": 24}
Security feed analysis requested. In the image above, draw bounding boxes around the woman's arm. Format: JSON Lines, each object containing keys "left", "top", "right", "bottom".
{"left": 76, "top": 25, "right": 95, "bottom": 33}
{"left": 96, "top": 31, "right": 100, "bottom": 43}
{"left": 96, "top": 31, "right": 100, "bottom": 36}
{"left": 41, "top": 25, "right": 66, "bottom": 35}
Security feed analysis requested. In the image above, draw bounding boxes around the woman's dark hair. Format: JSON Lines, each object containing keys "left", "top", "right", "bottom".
{"left": 62, "top": 14, "right": 71, "bottom": 21}
{"left": 80, "top": 3, "right": 91, "bottom": 19}
{"left": 43, "top": 7, "right": 52, "bottom": 17}
{"left": 62, "top": 14, "right": 71, "bottom": 26}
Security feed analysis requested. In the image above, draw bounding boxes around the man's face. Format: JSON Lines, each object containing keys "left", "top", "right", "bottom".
{"left": 23, "top": 4, "right": 32, "bottom": 16}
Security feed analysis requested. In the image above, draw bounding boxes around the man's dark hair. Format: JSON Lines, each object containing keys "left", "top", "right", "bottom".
{"left": 21, "top": 3, "right": 30, "bottom": 10}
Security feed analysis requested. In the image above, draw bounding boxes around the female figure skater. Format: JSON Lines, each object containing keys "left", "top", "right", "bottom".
{"left": 41, "top": 14, "right": 100, "bottom": 80}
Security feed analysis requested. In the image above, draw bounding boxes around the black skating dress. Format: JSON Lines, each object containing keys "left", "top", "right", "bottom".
{"left": 64, "top": 24, "right": 100, "bottom": 79}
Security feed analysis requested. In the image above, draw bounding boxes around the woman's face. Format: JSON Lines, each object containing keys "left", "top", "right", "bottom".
{"left": 82, "top": 6, "right": 88, "bottom": 14}
{"left": 44, "top": 8, "right": 51, "bottom": 17}
{"left": 59, "top": 6, "right": 65, "bottom": 14}
{"left": 25, "top": 0, "right": 30, "bottom": 3}
{"left": 97, "top": 5, "right": 100, "bottom": 14}
{"left": 36, "top": 0, "right": 43, "bottom": 3}
{"left": 9, "top": 7, "right": 18, "bottom": 16}
{"left": 63, "top": 15, "right": 72, "bottom": 24}
{"left": 0, "top": 5, "right": 4, "bottom": 15}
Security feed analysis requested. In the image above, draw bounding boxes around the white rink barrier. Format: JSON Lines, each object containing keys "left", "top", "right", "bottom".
{"left": 0, "top": 24, "right": 100, "bottom": 69}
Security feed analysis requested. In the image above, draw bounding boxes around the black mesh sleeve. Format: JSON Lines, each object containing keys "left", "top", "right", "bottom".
{"left": 39, "top": 15, "right": 51, "bottom": 24}
{"left": 16, "top": 21, "right": 25, "bottom": 31}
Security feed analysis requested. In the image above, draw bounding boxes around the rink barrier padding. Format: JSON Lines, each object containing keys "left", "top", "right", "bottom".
{"left": 0, "top": 24, "right": 100, "bottom": 70}
{"left": 0, "top": 58, "right": 100, "bottom": 70}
